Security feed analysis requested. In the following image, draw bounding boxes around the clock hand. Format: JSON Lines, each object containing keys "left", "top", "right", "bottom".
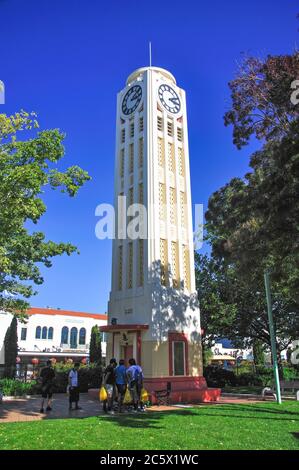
{"left": 169, "top": 96, "right": 180, "bottom": 105}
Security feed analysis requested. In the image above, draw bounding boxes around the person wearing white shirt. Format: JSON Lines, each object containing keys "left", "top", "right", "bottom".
{"left": 68, "top": 363, "right": 81, "bottom": 411}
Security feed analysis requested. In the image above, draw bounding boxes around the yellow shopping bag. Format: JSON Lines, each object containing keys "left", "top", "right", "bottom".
{"left": 99, "top": 386, "right": 108, "bottom": 402}
{"left": 141, "top": 388, "right": 149, "bottom": 402}
{"left": 123, "top": 387, "right": 132, "bottom": 405}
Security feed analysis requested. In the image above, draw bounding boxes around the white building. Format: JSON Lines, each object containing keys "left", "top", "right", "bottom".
{"left": 211, "top": 341, "right": 253, "bottom": 363}
{"left": 0, "top": 307, "right": 107, "bottom": 366}
{"left": 103, "top": 66, "right": 216, "bottom": 402}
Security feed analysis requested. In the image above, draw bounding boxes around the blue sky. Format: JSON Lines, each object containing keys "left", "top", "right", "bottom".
{"left": 0, "top": 0, "right": 298, "bottom": 313}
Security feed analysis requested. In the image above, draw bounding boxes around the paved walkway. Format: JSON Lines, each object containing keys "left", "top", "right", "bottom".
{"left": 0, "top": 394, "right": 265, "bottom": 424}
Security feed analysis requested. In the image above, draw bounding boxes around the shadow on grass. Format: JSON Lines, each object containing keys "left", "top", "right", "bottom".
{"left": 195, "top": 404, "right": 299, "bottom": 422}
{"left": 97, "top": 409, "right": 197, "bottom": 430}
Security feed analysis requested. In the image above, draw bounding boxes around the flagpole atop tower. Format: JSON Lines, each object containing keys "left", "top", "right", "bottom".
{"left": 149, "top": 41, "right": 152, "bottom": 67}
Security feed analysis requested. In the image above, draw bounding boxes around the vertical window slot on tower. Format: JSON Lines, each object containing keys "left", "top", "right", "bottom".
{"left": 139, "top": 116, "right": 144, "bottom": 133}
{"left": 121, "top": 128, "right": 125, "bottom": 143}
{"left": 157, "top": 116, "right": 163, "bottom": 132}
{"left": 160, "top": 238, "right": 168, "bottom": 286}
{"left": 138, "top": 138, "right": 143, "bottom": 168}
{"left": 130, "top": 121, "right": 134, "bottom": 138}
{"left": 167, "top": 121, "right": 173, "bottom": 137}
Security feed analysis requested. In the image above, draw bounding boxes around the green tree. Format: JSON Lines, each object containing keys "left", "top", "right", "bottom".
{"left": 4, "top": 316, "right": 18, "bottom": 378}
{"left": 252, "top": 340, "right": 265, "bottom": 367}
{"left": 0, "top": 111, "right": 91, "bottom": 318}
{"left": 224, "top": 52, "right": 299, "bottom": 149}
{"left": 89, "top": 325, "right": 102, "bottom": 364}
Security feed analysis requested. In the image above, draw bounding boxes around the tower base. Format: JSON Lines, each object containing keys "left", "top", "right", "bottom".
{"left": 144, "top": 376, "right": 221, "bottom": 404}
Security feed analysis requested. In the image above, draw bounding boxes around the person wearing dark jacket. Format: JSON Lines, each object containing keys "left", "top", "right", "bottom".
{"left": 40, "top": 360, "right": 55, "bottom": 413}
{"left": 102, "top": 358, "right": 117, "bottom": 413}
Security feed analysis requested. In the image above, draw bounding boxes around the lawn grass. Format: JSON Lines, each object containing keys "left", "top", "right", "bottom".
{"left": 0, "top": 402, "right": 298, "bottom": 450}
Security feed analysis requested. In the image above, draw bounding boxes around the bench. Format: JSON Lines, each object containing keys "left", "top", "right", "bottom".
{"left": 262, "top": 380, "right": 299, "bottom": 400}
{"left": 280, "top": 381, "right": 299, "bottom": 394}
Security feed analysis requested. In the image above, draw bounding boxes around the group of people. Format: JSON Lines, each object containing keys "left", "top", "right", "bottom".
{"left": 38, "top": 357, "right": 145, "bottom": 415}
{"left": 102, "top": 358, "right": 145, "bottom": 414}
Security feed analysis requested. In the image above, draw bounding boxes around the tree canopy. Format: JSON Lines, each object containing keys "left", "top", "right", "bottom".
{"left": 0, "top": 111, "right": 91, "bottom": 318}
{"left": 198, "top": 46, "right": 299, "bottom": 361}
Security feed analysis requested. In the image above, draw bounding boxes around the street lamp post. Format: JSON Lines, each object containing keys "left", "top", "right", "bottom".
{"left": 264, "top": 271, "right": 282, "bottom": 404}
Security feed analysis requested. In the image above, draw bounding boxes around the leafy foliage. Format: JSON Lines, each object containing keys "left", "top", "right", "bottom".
{"left": 4, "top": 316, "right": 18, "bottom": 378}
{"left": 89, "top": 325, "right": 103, "bottom": 364}
{"left": 0, "top": 111, "right": 91, "bottom": 317}
{"left": 224, "top": 53, "right": 299, "bottom": 148}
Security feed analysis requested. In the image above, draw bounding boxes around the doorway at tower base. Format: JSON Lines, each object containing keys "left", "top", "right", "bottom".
{"left": 144, "top": 376, "right": 221, "bottom": 404}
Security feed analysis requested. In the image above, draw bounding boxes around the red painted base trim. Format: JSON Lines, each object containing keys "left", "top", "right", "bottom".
{"left": 144, "top": 376, "right": 221, "bottom": 404}
{"left": 144, "top": 375, "right": 207, "bottom": 391}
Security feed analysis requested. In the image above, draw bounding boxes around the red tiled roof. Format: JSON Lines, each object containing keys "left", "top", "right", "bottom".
{"left": 28, "top": 307, "right": 107, "bottom": 321}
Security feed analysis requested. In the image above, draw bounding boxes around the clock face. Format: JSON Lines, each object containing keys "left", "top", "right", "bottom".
{"left": 158, "top": 84, "right": 181, "bottom": 114}
{"left": 122, "top": 85, "right": 142, "bottom": 116}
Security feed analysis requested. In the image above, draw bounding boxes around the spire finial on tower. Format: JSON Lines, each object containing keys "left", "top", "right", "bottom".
{"left": 149, "top": 41, "right": 152, "bottom": 67}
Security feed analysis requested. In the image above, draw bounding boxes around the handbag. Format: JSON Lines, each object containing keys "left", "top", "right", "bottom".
{"left": 123, "top": 387, "right": 132, "bottom": 404}
{"left": 141, "top": 387, "right": 149, "bottom": 402}
{"left": 99, "top": 386, "right": 108, "bottom": 402}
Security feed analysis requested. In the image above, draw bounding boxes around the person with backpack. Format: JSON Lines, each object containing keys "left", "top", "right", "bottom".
{"left": 102, "top": 358, "right": 117, "bottom": 413}
{"left": 115, "top": 359, "right": 127, "bottom": 413}
{"left": 126, "top": 358, "right": 139, "bottom": 412}
{"left": 135, "top": 361, "right": 145, "bottom": 411}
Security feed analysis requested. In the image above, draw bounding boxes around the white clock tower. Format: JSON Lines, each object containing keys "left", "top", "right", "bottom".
{"left": 101, "top": 67, "right": 219, "bottom": 402}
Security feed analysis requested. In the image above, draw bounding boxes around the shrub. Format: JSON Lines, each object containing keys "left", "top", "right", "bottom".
{"left": 0, "top": 378, "right": 37, "bottom": 396}
{"left": 204, "top": 366, "right": 237, "bottom": 388}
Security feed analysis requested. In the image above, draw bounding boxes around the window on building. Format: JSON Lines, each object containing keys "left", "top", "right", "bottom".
{"left": 79, "top": 328, "right": 86, "bottom": 345}
{"left": 130, "top": 121, "right": 134, "bottom": 138}
{"left": 178, "top": 147, "right": 185, "bottom": 177}
{"left": 120, "top": 149, "right": 125, "bottom": 178}
{"left": 129, "top": 143, "right": 134, "bottom": 174}
{"left": 121, "top": 128, "right": 125, "bottom": 143}
{"left": 177, "top": 127, "right": 183, "bottom": 142}
{"left": 61, "top": 326, "right": 69, "bottom": 344}
{"left": 158, "top": 137, "right": 165, "bottom": 167}
{"left": 138, "top": 138, "right": 143, "bottom": 168}
{"left": 180, "top": 191, "right": 186, "bottom": 227}
{"left": 173, "top": 341, "right": 186, "bottom": 375}
{"left": 21, "top": 328, "right": 27, "bottom": 341}
{"left": 139, "top": 116, "right": 143, "bottom": 133}
{"left": 167, "top": 142, "right": 175, "bottom": 173}
{"left": 35, "top": 326, "right": 41, "bottom": 339}
{"left": 70, "top": 327, "right": 78, "bottom": 349}
{"left": 42, "top": 326, "right": 47, "bottom": 340}
{"left": 167, "top": 120, "right": 173, "bottom": 137}
{"left": 183, "top": 245, "right": 191, "bottom": 292}
{"left": 160, "top": 238, "right": 168, "bottom": 286}
{"left": 118, "top": 245, "right": 123, "bottom": 290}
{"left": 159, "top": 183, "right": 166, "bottom": 220}
{"left": 48, "top": 327, "right": 54, "bottom": 340}
{"left": 157, "top": 116, "right": 163, "bottom": 132}
{"left": 171, "top": 241, "right": 179, "bottom": 289}
{"left": 127, "top": 242, "right": 133, "bottom": 289}
{"left": 138, "top": 239, "right": 144, "bottom": 287}
{"left": 169, "top": 187, "right": 176, "bottom": 225}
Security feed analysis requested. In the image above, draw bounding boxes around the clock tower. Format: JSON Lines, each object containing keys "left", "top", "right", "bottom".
{"left": 101, "top": 67, "right": 220, "bottom": 402}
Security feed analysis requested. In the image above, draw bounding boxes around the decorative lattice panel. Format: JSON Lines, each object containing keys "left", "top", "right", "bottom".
{"left": 168, "top": 142, "right": 175, "bottom": 173}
